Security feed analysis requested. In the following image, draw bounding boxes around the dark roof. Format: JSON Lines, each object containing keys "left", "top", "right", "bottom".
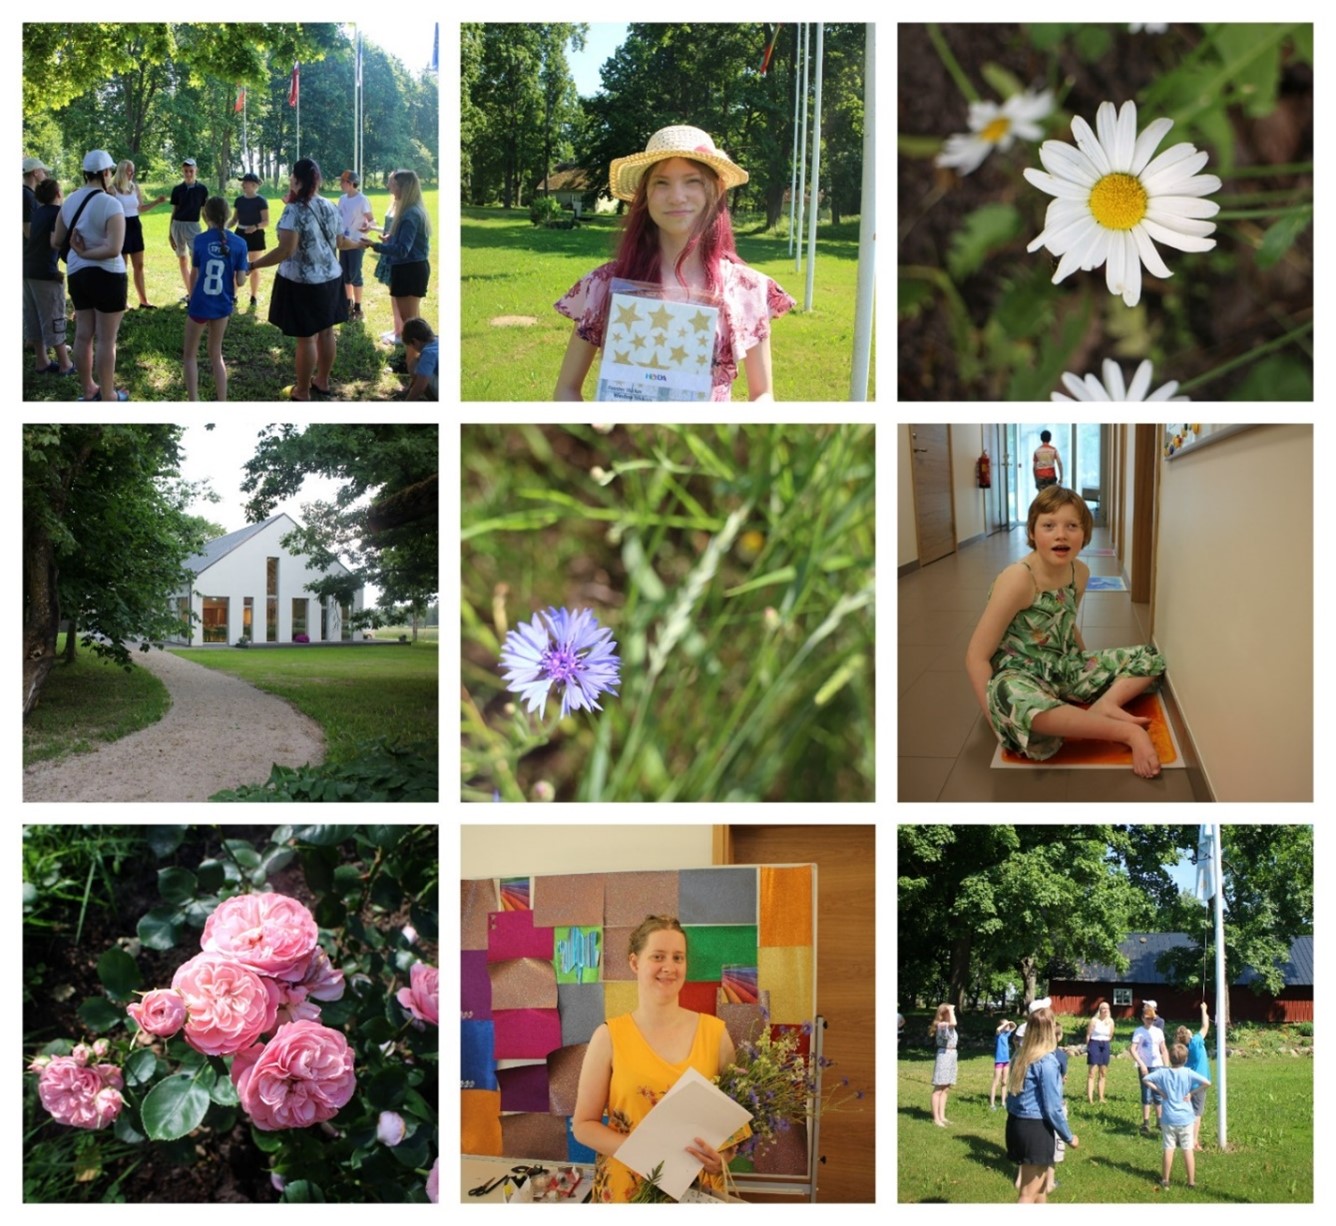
{"left": 1069, "top": 933, "right": 1312, "bottom": 989}
{"left": 538, "top": 168, "right": 594, "bottom": 192}
{"left": 185, "top": 514, "right": 288, "bottom": 574}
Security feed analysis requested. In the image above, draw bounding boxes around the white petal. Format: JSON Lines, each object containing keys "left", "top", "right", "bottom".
{"left": 1082, "top": 373, "right": 1113, "bottom": 400}
{"left": 966, "top": 101, "right": 1001, "bottom": 133}
{"left": 1120, "top": 232, "right": 1142, "bottom": 307}
{"left": 1131, "top": 224, "right": 1174, "bottom": 279}
{"left": 1146, "top": 195, "right": 1221, "bottom": 220}
{"left": 1051, "top": 392, "right": 1076, "bottom": 402}
{"left": 1095, "top": 102, "right": 1121, "bottom": 169}
{"left": 1011, "top": 119, "right": 1044, "bottom": 141}
{"left": 1060, "top": 372, "right": 1094, "bottom": 400}
{"left": 1148, "top": 381, "right": 1183, "bottom": 401}
{"left": 1130, "top": 118, "right": 1174, "bottom": 175}
{"left": 1071, "top": 116, "right": 1112, "bottom": 176}
{"left": 1145, "top": 209, "right": 1218, "bottom": 238}
{"left": 1140, "top": 146, "right": 1208, "bottom": 192}
{"left": 1159, "top": 173, "right": 1223, "bottom": 199}
{"left": 1141, "top": 217, "right": 1217, "bottom": 253}
{"left": 1126, "top": 359, "right": 1154, "bottom": 402}
{"left": 1105, "top": 229, "right": 1126, "bottom": 297}
{"left": 1007, "top": 90, "right": 1054, "bottom": 122}
{"left": 1103, "top": 358, "right": 1128, "bottom": 400}
{"left": 1081, "top": 228, "right": 1111, "bottom": 272}
{"left": 1053, "top": 223, "right": 1103, "bottom": 282}
{"left": 1039, "top": 140, "right": 1101, "bottom": 186}
{"left": 936, "top": 135, "right": 992, "bottom": 174}
{"left": 1043, "top": 213, "right": 1100, "bottom": 255}
{"left": 1023, "top": 167, "right": 1092, "bottom": 200}
{"left": 1113, "top": 101, "right": 1138, "bottom": 171}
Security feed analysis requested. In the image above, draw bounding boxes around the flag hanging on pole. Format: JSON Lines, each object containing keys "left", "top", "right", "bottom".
{"left": 234, "top": 86, "right": 245, "bottom": 114}
{"left": 288, "top": 62, "right": 300, "bottom": 107}
{"left": 759, "top": 24, "right": 783, "bottom": 77}
{"left": 1195, "top": 825, "right": 1227, "bottom": 908}
{"left": 431, "top": 23, "right": 440, "bottom": 73}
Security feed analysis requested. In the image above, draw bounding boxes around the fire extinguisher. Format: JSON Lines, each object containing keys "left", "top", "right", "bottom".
{"left": 976, "top": 451, "right": 992, "bottom": 488}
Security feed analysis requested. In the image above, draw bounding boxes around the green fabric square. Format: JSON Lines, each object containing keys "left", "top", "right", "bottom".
{"left": 684, "top": 925, "right": 758, "bottom": 981}
{"left": 553, "top": 925, "right": 601, "bottom": 984}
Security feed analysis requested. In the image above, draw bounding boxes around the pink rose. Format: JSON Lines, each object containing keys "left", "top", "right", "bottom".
{"left": 128, "top": 988, "right": 187, "bottom": 1038}
{"left": 201, "top": 893, "right": 320, "bottom": 981}
{"left": 172, "top": 953, "right": 279, "bottom": 1056}
{"left": 298, "top": 946, "right": 345, "bottom": 1001}
{"left": 36, "top": 1056, "right": 123, "bottom": 1129}
{"left": 376, "top": 1110, "right": 406, "bottom": 1146}
{"left": 71, "top": 1043, "right": 92, "bottom": 1066}
{"left": 395, "top": 962, "right": 438, "bottom": 1027}
{"left": 426, "top": 1157, "right": 439, "bottom": 1203}
{"left": 231, "top": 1021, "right": 356, "bottom": 1131}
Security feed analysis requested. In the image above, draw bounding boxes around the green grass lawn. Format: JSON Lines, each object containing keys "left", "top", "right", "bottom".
{"left": 172, "top": 642, "right": 438, "bottom": 763}
{"left": 23, "top": 184, "right": 437, "bottom": 402}
{"left": 899, "top": 1047, "right": 1313, "bottom": 1203}
{"left": 370, "top": 624, "right": 439, "bottom": 642}
{"left": 461, "top": 205, "right": 875, "bottom": 401}
{"left": 23, "top": 638, "right": 171, "bottom": 768}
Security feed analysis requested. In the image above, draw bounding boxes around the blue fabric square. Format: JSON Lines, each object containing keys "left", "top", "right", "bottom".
{"left": 461, "top": 1019, "right": 499, "bottom": 1091}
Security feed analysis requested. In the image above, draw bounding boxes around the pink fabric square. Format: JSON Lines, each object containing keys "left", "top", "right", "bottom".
{"left": 487, "top": 909, "right": 555, "bottom": 962}
{"left": 492, "top": 1008, "right": 562, "bottom": 1059}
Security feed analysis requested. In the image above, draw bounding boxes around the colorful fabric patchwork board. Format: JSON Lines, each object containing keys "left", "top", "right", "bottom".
{"left": 459, "top": 865, "right": 817, "bottom": 1177}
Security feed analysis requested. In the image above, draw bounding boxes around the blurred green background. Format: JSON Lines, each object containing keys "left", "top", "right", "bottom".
{"left": 461, "top": 424, "right": 875, "bottom": 802}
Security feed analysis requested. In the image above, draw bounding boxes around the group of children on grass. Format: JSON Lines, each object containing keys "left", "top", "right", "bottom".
{"left": 928, "top": 996, "right": 1212, "bottom": 1202}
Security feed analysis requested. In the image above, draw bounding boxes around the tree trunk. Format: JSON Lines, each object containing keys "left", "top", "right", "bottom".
{"left": 948, "top": 932, "right": 972, "bottom": 1012}
{"left": 1018, "top": 954, "right": 1037, "bottom": 1009}
{"left": 62, "top": 614, "right": 77, "bottom": 663}
{"left": 23, "top": 530, "right": 60, "bottom": 718}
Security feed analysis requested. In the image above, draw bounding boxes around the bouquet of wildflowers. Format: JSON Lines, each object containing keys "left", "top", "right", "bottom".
{"left": 714, "top": 1023, "right": 812, "bottom": 1154}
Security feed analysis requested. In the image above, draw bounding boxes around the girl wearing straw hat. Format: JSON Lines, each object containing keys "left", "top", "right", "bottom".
{"left": 554, "top": 125, "right": 794, "bottom": 401}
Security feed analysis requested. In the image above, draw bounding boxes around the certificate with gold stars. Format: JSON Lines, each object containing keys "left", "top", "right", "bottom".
{"left": 596, "top": 286, "right": 719, "bottom": 401}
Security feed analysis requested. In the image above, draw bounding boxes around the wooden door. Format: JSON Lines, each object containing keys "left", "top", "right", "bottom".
{"left": 909, "top": 424, "right": 955, "bottom": 565}
{"left": 724, "top": 825, "right": 875, "bottom": 1204}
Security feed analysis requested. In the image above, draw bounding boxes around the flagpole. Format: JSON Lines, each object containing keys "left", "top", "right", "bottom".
{"left": 1213, "top": 823, "right": 1227, "bottom": 1147}
{"left": 850, "top": 23, "right": 874, "bottom": 401}
{"left": 803, "top": 23, "right": 824, "bottom": 312}
{"left": 788, "top": 26, "right": 801, "bottom": 257}
{"left": 795, "top": 22, "right": 809, "bottom": 275}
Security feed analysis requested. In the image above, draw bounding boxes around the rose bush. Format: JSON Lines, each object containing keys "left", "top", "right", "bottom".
{"left": 24, "top": 825, "right": 438, "bottom": 1203}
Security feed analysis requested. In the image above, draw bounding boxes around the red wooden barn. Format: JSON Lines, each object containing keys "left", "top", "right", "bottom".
{"left": 1047, "top": 932, "right": 1313, "bottom": 1023}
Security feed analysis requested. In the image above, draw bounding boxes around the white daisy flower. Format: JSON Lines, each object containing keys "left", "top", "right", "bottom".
{"left": 1051, "top": 358, "right": 1189, "bottom": 402}
{"left": 1023, "top": 99, "right": 1221, "bottom": 307}
{"left": 1128, "top": 23, "right": 1169, "bottom": 34}
{"left": 935, "top": 89, "right": 1054, "bottom": 176}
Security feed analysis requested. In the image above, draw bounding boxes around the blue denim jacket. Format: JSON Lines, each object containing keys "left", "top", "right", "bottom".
{"left": 372, "top": 205, "right": 429, "bottom": 264}
{"left": 1005, "top": 1053, "right": 1073, "bottom": 1143}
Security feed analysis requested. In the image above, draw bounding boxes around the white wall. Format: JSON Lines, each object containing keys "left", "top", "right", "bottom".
{"left": 898, "top": 425, "right": 918, "bottom": 567}
{"left": 1119, "top": 426, "right": 1138, "bottom": 581}
{"left": 182, "top": 515, "right": 362, "bottom": 644}
{"left": 462, "top": 825, "right": 717, "bottom": 878}
{"left": 951, "top": 424, "right": 986, "bottom": 545}
{"left": 1154, "top": 425, "right": 1312, "bottom": 800}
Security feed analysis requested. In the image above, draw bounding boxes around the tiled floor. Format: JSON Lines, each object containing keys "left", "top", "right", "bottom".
{"left": 899, "top": 524, "right": 1199, "bottom": 803}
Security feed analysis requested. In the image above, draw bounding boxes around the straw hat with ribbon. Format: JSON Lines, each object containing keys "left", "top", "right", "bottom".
{"left": 608, "top": 125, "right": 748, "bottom": 203}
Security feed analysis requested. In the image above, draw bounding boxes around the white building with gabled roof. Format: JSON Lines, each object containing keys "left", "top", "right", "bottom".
{"left": 167, "top": 513, "right": 364, "bottom": 645}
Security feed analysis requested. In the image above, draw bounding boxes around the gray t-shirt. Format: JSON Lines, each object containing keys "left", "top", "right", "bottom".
{"left": 276, "top": 196, "right": 342, "bottom": 284}
{"left": 61, "top": 187, "right": 127, "bottom": 275}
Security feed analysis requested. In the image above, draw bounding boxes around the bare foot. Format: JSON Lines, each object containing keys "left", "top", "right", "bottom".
{"left": 1127, "top": 726, "right": 1161, "bottom": 778}
{"left": 1092, "top": 699, "right": 1152, "bottom": 727}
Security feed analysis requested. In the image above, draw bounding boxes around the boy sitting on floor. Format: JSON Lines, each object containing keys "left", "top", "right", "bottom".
{"left": 401, "top": 317, "right": 437, "bottom": 401}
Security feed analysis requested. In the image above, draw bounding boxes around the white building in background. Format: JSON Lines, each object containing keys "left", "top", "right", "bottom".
{"left": 167, "top": 513, "right": 364, "bottom": 645}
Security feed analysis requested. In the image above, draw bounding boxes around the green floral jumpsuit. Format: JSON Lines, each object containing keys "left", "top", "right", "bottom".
{"left": 986, "top": 561, "right": 1166, "bottom": 760}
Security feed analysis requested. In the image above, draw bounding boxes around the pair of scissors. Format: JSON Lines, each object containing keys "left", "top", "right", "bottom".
{"left": 469, "top": 1165, "right": 548, "bottom": 1196}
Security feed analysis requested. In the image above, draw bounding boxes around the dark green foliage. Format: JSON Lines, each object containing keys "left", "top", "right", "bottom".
{"left": 209, "top": 740, "right": 438, "bottom": 803}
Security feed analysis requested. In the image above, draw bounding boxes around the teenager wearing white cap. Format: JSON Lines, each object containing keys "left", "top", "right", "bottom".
{"left": 554, "top": 125, "right": 794, "bottom": 401}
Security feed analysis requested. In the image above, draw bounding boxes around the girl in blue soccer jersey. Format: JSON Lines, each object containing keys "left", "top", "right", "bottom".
{"left": 183, "top": 197, "right": 250, "bottom": 400}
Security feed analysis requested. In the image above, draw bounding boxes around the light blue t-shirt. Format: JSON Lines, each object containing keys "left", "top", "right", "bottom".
{"left": 1186, "top": 1033, "right": 1211, "bottom": 1080}
{"left": 415, "top": 337, "right": 438, "bottom": 398}
{"left": 1143, "top": 1066, "right": 1209, "bottom": 1126}
{"left": 995, "top": 1030, "right": 1013, "bottom": 1063}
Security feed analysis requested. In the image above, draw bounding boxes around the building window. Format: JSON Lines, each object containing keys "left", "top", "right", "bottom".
{"left": 292, "top": 598, "right": 307, "bottom": 639}
{"left": 202, "top": 596, "right": 229, "bottom": 644}
{"left": 243, "top": 597, "right": 253, "bottom": 638}
{"left": 177, "top": 596, "right": 192, "bottom": 643}
{"left": 340, "top": 599, "right": 353, "bottom": 641}
{"left": 1113, "top": 988, "right": 1132, "bottom": 1006}
{"left": 267, "top": 598, "right": 278, "bottom": 643}
{"left": 321, "top": 600, "right": 328, "bottom": 641}
{"left": 267, "top": 557, "right": 278, "bottom": 596}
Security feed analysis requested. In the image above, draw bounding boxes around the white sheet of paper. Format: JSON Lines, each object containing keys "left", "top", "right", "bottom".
{"left": 613, "top": 1068, "right": 753, "bottom": 1202}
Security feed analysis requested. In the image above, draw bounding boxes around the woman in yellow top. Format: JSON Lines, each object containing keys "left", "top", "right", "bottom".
{"left": 573, "top": 915, "right": 742, "bottom": 1202}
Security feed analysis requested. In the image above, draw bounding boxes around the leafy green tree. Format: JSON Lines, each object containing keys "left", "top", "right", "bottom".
{"left": 23, "top": 426, "right": 214, "bottom": 717}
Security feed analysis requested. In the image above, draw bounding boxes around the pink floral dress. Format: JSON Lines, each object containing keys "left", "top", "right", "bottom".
{"left": 555, "top": 259, "right": 795, "bottom": 401}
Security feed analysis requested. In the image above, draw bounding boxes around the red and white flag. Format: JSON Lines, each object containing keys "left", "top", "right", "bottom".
{"left": 288, "top": 62, "right": 300, "bottom": 107}
{"left": 234, "top": 86, "right": 245, "bottom": 114}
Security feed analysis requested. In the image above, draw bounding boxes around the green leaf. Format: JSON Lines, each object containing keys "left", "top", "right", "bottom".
{"left": 1006, "top": 295, "right": 1092, "bottom": 401}
{"left": 333, "top": 864, "right": 364, "bottom": 898}
{"left": 946, "top": 204, "right": 1021, "bottom": 283}
{"left": 898, "top": 274, "right": 933, "bottom": 319}
{"left": 1230, "top": 354, "right": 1312, "bottom": 401}
{"left": 294, "top": 825, "right": 355, "bottom": 847}
{"left": 1255, "top": 207, "right": 1312, "bottom": 269}
{"left": 1025, "top": 23, "right": 1074, "bottom": 52}
{"left": 724, "top": 566, "right": 797, "bottom": 598}
{"left": 77, "top": 996, "right": 125, "bottom": 1032}
{"left": 209, "top": 1071, "right": 239, "bottom": 1106}
{"left": 124, "top": 1048, "right": 160, "bottom": 1087}
{"left": 897, "top": 133, "right": 942, "bottom": 159}
{"left": 993, "top": 266, "right": 1057, "bottom": 339}
{"left": 251, "top": 1126, "right": 283, "bottom": 1153}
{"left": 137, "top": 907, "right": 184, "bottom": 951}
{"left": 281, "top": 1181, "right": 326, "bottom": 1202}
{"left": 366, "top": 1066, "right": 409, "bottom": 1110}
{"left": 1210, "top": 24, "right": 1281, "bottom": 118}
{"left": 96, "top": 947, "right": 142, "bottom": 1000}
{"left": 157, "top": 866, "right": 198, "bottom": 905}
{"left": 196, "top": 859, "right": 226, "bottom": 892}
{"left": 146, "top": 826, "right": 187, "bottom": 858}
{"left": 1074, "top": 25, "right": 1112, "bottom": 63}
{"left": 980, "top": 62, "right": 1025, "bottom": 102}
{"left": 114, "top": 1112, "right": 146, "bottom": 1144}
{"left": 1291, "top": 23, "right": 1313, "bottom": 64}
{"left": 222, "top": 839, "right": 261, "bottom": 869}
{"left": 364, "top": 825, "right": 407, "bottom": 851}
{"left": 389, "top": 1127, "right": 431, "bottom": 1168}
{"left": 141, "top": 1073, "right": 211, "bottom": 1141}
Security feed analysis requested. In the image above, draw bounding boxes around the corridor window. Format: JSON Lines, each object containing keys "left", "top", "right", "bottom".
{"left": 202, "top": 596, "right": 229, "bottom": 644}
{"left": 292, "top": 598, "right": 307, "bottom": 638}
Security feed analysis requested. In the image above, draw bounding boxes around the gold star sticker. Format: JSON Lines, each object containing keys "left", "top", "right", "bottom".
{"left": 643, "top": 351, "right": 668, "bottom": 369}
{"left": 688, "top": 309, "right": 712, "bottom": 333}
{"left": 614, "top": 300, "right": 643, "bottom": 328}
{"left": 670, "top": 345, "right": 688, "bottom": 366}
{"left": 613, "top": 349, "right": 632, "bottom": 364}
{"left": 697, "top": 352, "right": 709, "bottom": 367}
{"left": 648, "top": 303, "right": 674, "bottom": 331}
{"left": 651, "top": 329, "right": 666, "bottom": 344}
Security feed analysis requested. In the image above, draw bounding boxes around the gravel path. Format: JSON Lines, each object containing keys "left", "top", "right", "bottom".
{"left": 24, "top": 647, "right": 326, "bottom": 803}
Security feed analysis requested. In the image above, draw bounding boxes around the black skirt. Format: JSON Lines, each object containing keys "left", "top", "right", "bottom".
{"left": 238, "top": 227, "right": 267, "bottom": 252}
{"left": 121, "top": 215, "right": 145, "bottom": 255}
{"left": 268, "top": 273, "right": 348, "bottom": 338}
{"left": 388, "top": 259, "right": 429, "bottom": 298}
{"left": 1006, "top": 1113, "right": 1056, "bottom": 1166}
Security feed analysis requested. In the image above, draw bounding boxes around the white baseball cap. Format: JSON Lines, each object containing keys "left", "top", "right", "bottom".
{"left": 1028, "top": 996, "right": 1053, "bottom": 1014}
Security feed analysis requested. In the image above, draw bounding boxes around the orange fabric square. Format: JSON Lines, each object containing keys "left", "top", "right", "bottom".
{"left": 462, "top": 1089, "right": 503, "bottom": 1155}
{"left": 760, "top": 866, "right": 813, "bottom": 947}
{"left": 999, "top": 693, "right": 1178, "bottom": 767}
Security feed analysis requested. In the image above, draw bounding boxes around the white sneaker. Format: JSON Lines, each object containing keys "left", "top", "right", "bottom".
{"left": 379, "top": 329, "right": 401, "bottom": 344}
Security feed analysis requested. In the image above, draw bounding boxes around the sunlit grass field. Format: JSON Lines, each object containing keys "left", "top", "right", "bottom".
{"left": 461, "top": 424, "right": 875, "bottom": 802}
{"left": 23, "top": 184, "right": 438, "bottom": 402}
{"left": 461, "top": 206, "right": 875, "bottom": 401}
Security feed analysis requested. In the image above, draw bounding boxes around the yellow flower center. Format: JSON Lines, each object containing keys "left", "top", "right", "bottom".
{"left": 981, "top": 116, "right": 1011, "bottom": 143}
{"left": 1088, "top": 172, "right": 1148, "bottom": 230}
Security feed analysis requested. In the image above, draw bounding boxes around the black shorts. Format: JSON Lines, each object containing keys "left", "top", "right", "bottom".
{"left": 389, "top": 259, "right": 429, "bottom": 299}
{"left": 268, "top": 272, "right": 349, "bottom": 338}
{"left": 69, "top": 267, "right": 128, "bottom": 314}
{"left": 238, "top": 227, "right": 267, "bottom": 252}
{"left": 1006, "top": 1114, "right": 1056, "bottom": 1166}
{"left": 121, "top": 215, "right": 145, "bottom": 255}
{"left": 1087, "top": 1039, "right": 1111, "bottom": 1066}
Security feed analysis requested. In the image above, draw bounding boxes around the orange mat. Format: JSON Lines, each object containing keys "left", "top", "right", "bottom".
{"left": 994, "top": 692, "right": 1182, "bottom": 769}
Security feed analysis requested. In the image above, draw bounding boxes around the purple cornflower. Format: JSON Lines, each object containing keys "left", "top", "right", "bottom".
{"left": 499, "top": 607, "right": 621, "bottom": 719}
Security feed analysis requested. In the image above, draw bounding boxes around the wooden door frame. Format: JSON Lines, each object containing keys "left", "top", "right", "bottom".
{"left": 909, "top": 423, "right": 956, "bottom": 564}
{"left": 1131, "top": 424, "right": 1158, "bottom": 603}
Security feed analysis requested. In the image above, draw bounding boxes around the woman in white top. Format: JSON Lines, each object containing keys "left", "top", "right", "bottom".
{"left": 52, "top": 149, "right": 129, "bottom": 401}
{"left": 1084, "top": 1000, "right": 1115, "bottom": 1103}
{"left": 111, "top": 160, "right": 167, "bottom": 308}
